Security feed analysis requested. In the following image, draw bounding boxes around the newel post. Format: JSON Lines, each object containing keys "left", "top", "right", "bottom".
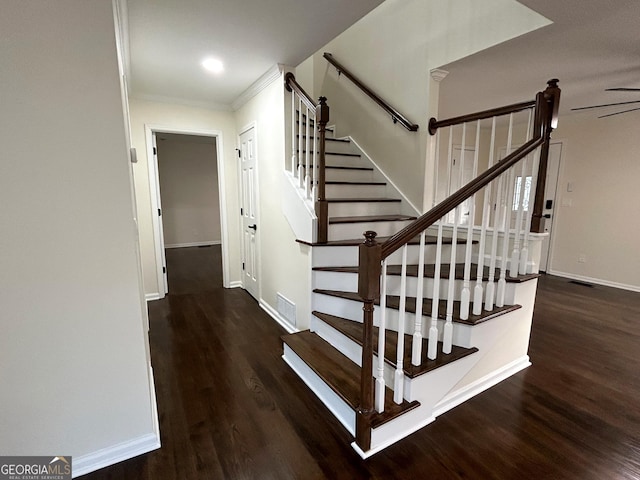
{"left": 316, "top": 96, "right": 330, "bottom": 243}
{"left": 356, "top": 230, "right": 381, "bottom": 451}
{"left": 531, "top": 79, "right": 561, "bottom": 233}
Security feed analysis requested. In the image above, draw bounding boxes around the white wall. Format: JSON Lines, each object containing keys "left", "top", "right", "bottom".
{"left": 235, "top": 73, "right": 313, "bottom": 330}
{"left": 157, "top": 138, "right": 221, "bottom": 247}
{"left": 548, "top": 112, "right": 640, "bottom": 290}
{"left": 298, "top": 0, "right": 550, "bottom": 208}
{"left": 129, "top": 99, "right": 240, "bottom": 296}
{"left": 0, "top": 0, "right": 158, "bottom": 467}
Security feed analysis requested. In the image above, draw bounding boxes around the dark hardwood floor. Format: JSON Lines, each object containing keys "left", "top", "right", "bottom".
{"left": 83, "top": 246, "right": 640, "bottom": 479}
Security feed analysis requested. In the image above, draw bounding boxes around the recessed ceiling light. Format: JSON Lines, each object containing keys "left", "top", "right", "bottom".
{"left": 202, "top": 58, "right": 224, "bottom": 74}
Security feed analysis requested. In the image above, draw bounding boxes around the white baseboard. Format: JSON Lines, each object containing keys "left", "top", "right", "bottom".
{"left": 547, "top": 270, "right": 640, "bottom": 293}
{"left": 228, "top": 281, "right": 243, "bottom": 289}
{"left": 165, "top": 240, "right": 221, "bottom": 249}
{"left": 433, "top": 355, "right": 531, "bottom": 417}
{"left": 145, "top": 292, "right": 162, "bottom": 302}
{"left": 259, "top": 299, "right": 298, "bottom": 334}
{"left": 72, "top": 432, "right": 160, "bottom": 478}
{"left": 547, "top": 269, "right": 640, "bottom": 292}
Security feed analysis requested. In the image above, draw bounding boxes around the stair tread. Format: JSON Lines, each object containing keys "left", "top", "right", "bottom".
{"left": 296, "top": 135, "right": 350, "bottom": 143}
{"left": 327, "top": 197, "right": 401, "bottom": 203}
{"left": 329, "top": 214, "right": 417, "bottom": 224}
{"left": 282, "top": 331, "right": 420, "bottom": 429}
{"left": 314, "top": 263, "right": 539, "bottom": 283}
{"left": 297, "top": 150, "right": 361, "bottom": 157}
{"left": 296, "top": 235, "right": 472, "bottom": 247}
{"left": 312, "top": 311, "right": 479, "bottom": 379}
{"left": 326, "top": 181, "right": 386, "bottom": 186}
{"left": 313, "top": 289, "right": 521, "bottom": 325}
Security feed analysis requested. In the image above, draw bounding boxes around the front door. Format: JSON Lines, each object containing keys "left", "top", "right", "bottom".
{"left": 239, "top": 127, "right": 259, "bottom": 300}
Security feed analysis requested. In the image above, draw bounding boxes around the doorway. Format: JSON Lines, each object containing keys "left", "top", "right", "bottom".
{"left": 146, "top": 125, "right": 231, "bottom": 298}
{"left": 538, "top": 142, "right": 563, "bottom": 272}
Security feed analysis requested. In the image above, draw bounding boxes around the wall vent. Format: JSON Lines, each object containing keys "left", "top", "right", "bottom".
{"left": 276, "top": 293, "right": 296, "bottom": 328}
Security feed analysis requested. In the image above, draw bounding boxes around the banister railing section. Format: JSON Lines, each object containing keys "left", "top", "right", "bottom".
{"left": 323, "top": 52, "right": 419, "bottom": 132}
{"left": 354, "top": 79, "right": 560, "bottom": 451}
{"left": 285, "top": 72, "right": 330, "bottom": 243}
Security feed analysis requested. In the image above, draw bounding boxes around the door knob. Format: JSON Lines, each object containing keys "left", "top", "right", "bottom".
{"left": 248, "top": 224, "right": 257, "bottom": 231}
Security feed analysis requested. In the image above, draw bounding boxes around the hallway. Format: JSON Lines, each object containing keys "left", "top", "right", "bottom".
{"left": 83, "top": 246, "right": 640, "bottom": 479}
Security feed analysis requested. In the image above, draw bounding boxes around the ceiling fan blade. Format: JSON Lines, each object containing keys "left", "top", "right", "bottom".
{"left": 598, "top": 106, "right": 640, "bottom": 118}
{"left": 605, "top": 88, "right": 640, "bottom": 92}
{"left": 571, "top": 100, "right": 640, "bottom": 111}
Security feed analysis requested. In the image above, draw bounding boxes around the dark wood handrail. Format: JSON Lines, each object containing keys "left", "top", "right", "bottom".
{"left": 285, "top": 72, "right": 317, "bottom": 110}
{"left": 323, "top": 53, "right": 419, "bottom": 132}
{"left": 428, "top": 100, "right": 536, "bottom": 135}
{"left": 381, "top": 137, "right": 543, "bottom": 259}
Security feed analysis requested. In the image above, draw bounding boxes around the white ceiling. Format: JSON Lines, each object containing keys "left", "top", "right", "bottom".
{"left": 125, "top": 0, "right": 384, "bottom": 108}
{"left": 125, "top": 0, "right": 640, "bottom": 119}
{"left": 438, "top": 0, "right": 640, "bottom": 119}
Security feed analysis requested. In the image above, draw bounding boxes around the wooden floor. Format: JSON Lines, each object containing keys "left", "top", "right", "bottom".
{"left": 83, "top": 246, "right": 640, "bottom": 479}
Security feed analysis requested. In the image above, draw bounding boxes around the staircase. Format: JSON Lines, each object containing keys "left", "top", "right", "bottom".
{"left": 282, "top": 71, "right": 561, "bottom": 457}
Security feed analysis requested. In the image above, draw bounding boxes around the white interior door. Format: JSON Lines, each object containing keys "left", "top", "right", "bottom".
{"left": 539, "top": 142, "right": 562, "bottom": 271}
{"left": 152, "top": 133, "right": 169, "bottom": 294}
{"left": 240, "top": 127, "right": 259, "bottom": 300}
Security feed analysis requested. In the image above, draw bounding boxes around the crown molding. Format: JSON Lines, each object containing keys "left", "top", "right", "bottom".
{"left": 129, "top": 93, "right": 233, "bottom": 112}
{"left": 231, "top": 64, "right": 285, "bottom": 111}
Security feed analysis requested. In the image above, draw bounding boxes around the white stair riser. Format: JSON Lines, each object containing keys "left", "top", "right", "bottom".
{"left": 326, "top": 168, "right": 375, "bottom": 182}
{"left": 312, "top": 243, "right": 465, "bottom": 268}
{"left": 325, "top": 183, "right": 387, "bottom": 198}
{"left": 313, "top": 270, "right": 518, "bottom": 304}
{"left": 312, "top": 292, "right": 458, "bottom": 341}
{"left": 325, "top": 139, "right": 358, "bottom": 155}
{"left": 311, "top": 315, "right": 401, "bottom": 391}
{"left": 328, "top": 201, "right": 401, "bottom": 218}
{"left": 328, "top": 220, "right": 414, "bottom": 241}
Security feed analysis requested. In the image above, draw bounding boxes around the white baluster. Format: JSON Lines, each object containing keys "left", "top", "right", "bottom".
{"left": 497, "top": 168, "right": 515, "bottom": 307}
{"left": 433, "top": 129, "right": 441, "bottom": 207}
{"left": 428, "top": 220, "right": 444, "bottom": 360}
{"left": 444, "top": 204, "right": 459, "bottom": 354}
{"left": 304, "top": 106, "right": 312, "bottom": 198}
{"left": 521, "top": 147, "right": 541, "bottom": 274}
{"left": 496, "top": 113, "right": 515, "bottom": 307}
{"left": 375, "top": 259, "right": 388, "bottom": 413}
{"left": 291, "top": 91, "right": 296, "bottom": 174}
{"left": 394, "top": 245, "right": 408, "bottom": 403}
{"left": 412, "top": 232, "right": 426, "bottom": 366}
{"left": 311, "top": 113, "right": 318, "bottom": 202}
{"left": 474, "top": 116, "right": 497, "bottom": 315}
{"left": 297, "top": 98, "right": 304, "bottom": 187}
{"left": 485, "top": 173, "right": 503, "bottom": 311}
{"left": 509, "top": 110, "right": 532, "bottom": 277}
{"left": 461, "top": 121, "right": 480, "bottom": 320}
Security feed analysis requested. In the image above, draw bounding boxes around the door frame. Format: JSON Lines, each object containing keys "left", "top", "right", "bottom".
{"left": 145, "top": 124, "right": 232, "bottom": 297}
{"left": 541, "top": 139, "right": 566, "bottom": 272}
{"left": 238, "top": 122, "right": 262, "bottom": 300}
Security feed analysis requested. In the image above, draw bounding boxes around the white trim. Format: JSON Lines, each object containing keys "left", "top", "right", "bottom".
{"left": 347, "top": 136, "right": 421, "bottom": 215}
{"left": 72, "top": 433, "right": 160, "bottom": 478}
{"left": 112, "top": 0, "right": 130, "bottom": 86}
{"left": 228, "top": 281, "right": 243, "bottom": 289}
{"left": 351, "top": 414, "right": 437, "bottom": 459}
{"left": 145, "top": 293, "right": 162, "bottom": 302}
{"left": 144, "top": 125, "right": 232, "bottom": 292}
{"left": 130, "top": 93, "right": 232, "bottom": 112}
{"left": 433, "top": 355, "right": 531, "bottom": 417}
{"left": 231, "top": 64, "right": 284, "bottom": 111}
{"left": 165, "top": 240, "right": 221, "bottom": 249}
{"left": 260, "top": 300, "right": 298, "bottom": 334}
{"left": 547, "top": 270, "right": 640, "bottom": 293}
